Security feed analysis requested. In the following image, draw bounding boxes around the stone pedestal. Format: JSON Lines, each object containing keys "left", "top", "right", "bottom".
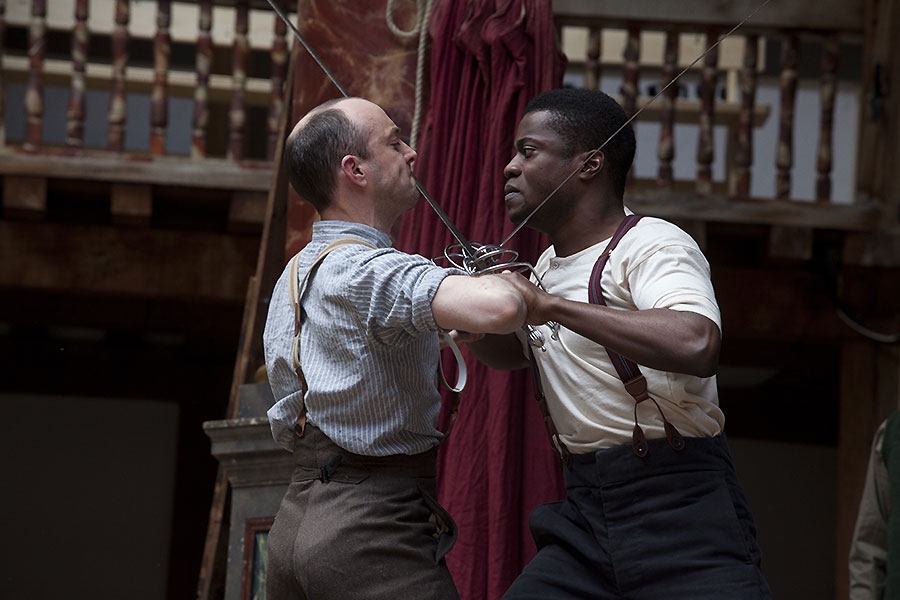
{"left": 204, "top": 384, "right": 291, "bottom": 600}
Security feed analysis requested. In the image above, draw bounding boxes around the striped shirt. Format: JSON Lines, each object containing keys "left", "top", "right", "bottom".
{"left": 263, "top": 220, "right": 458, "bottom": 456}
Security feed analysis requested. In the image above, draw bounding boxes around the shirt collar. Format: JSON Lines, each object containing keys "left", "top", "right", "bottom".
{"left": 312, "top": 220, "right": 392, "bottom": 249}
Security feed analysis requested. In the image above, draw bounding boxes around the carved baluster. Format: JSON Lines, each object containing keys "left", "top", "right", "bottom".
{"left": 192, "top": 0, "right": 213, "bottom": 158}
{"left": 816, "top": 34, "right": 839, "bottom": 203}
{"left": 24, "top": 0, "right": 46, "bottom": 153}
{"left": 776, "top": 34, "right": 798, "bottom": 200}
{"left": 108, "top": 0, "right": 129, "bottom": 151}
{"left": 228, "top": 1, "right": 250, "bottom": 162}
{"left": 622, "top": 25, "right": 640, "bottom": 188}
{"left": 696, "top": 28, "right": 719, "bottom": 196}
{"left": 622, "top": 25, "right": 640, "bottom": 118}
{"left": 731, "top": 34, "right": 758, "bottom": 199}
{"left": 66, "top": 0, "right": 89, "bottom": 148}
{"left": 150, "top": 0, "right": 171, "bottom": 155}
{"left": 657, "top": 30, "right": 678, "bottom": 188}
{"left": 585, "top": 27, "right": 602, "bottom": 91}
{"left": 267, "top": 5, "right": 288, "bottom": 161}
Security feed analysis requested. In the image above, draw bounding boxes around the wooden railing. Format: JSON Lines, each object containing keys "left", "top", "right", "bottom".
{"left": 1, "top": 0, "right": 292, "bottom": 174}
{"left": 553, "top": 0, "right": 884, "bottom": 231}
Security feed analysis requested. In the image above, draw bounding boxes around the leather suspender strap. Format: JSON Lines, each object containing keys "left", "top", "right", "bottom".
{"left": 286, "top": 237, "right": 463, "bottom": 443}
{"left": 287, "top": 237, "right": 376, "bottom": 436}
{"left": 529, "top": 348, "right": 573, "bottom": 468}
{"left": 588, "top": 215, "right": 685, "bottom": 457}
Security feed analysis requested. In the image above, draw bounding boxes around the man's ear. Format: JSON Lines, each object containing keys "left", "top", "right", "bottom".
{"left": 577, "top": 150, "right": 604, "bottom": 180}
{"left": 340, "top": 155, "right": 367, "bottom": 187}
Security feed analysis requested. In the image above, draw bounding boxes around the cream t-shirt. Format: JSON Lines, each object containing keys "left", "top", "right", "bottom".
{"left": 522, "top": 216, "right": 725, "bottom": 452}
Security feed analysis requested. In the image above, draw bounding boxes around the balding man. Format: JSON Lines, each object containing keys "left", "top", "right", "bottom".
{"left": 262, "top": 98, "right": 527, "bottom": 600}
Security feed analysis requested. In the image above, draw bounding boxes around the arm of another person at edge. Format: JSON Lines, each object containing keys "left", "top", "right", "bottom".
{"left": 431, "top": 274, "right": 527, "bottom": 337}
{"left": 849, "top": 420, "right": 890, "bottom": 600}
{"left": 498, "top": 272, "right": 720, "bottom": 378}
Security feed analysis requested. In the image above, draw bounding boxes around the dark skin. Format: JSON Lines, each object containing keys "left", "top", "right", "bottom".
{"left": 469, "top": 110, "right": 720, "bottom": 377}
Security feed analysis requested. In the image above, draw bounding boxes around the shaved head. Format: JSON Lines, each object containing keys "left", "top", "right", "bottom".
{"left": 283, "top": 97, "right": 371, "bottom": 211}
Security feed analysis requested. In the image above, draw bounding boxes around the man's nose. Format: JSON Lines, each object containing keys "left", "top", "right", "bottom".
{"left": 503, "top": 157, "right": 520, "bottom": 179}
{"left": 403, "top": 142, "right": 417, "bottom": 164}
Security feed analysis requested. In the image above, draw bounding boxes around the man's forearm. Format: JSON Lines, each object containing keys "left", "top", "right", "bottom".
{"left": 542, "top": 295, "right": 720, "bottom": 377}
{"left": 432, "top": 275, "right": 527, "bottom": 335}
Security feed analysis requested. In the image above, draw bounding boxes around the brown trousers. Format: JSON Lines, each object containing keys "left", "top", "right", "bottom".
{"left": 266, "top": 425, "right": 459, "bottom": 600}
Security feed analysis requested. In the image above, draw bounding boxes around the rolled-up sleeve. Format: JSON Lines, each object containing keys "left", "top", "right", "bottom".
{"left": 346, "top": 249, "right": 459, "bottom": 344}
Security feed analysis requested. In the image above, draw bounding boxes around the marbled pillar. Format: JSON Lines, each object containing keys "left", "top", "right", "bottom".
{"left": 285, "top": 0, "right": 420, "bottom": 259}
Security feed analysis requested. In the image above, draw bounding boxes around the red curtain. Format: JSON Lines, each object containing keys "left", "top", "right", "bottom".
{"left": 394, "top": 1, "right": 567, "bottom": 598}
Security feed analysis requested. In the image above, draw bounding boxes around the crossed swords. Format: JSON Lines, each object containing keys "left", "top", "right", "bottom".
{"left": 264, "top": 0, "right": 771, "bottom": 265}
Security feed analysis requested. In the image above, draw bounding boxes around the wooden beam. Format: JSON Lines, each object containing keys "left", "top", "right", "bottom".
{"left": 843, "top": 230, "right": 900, "bottom": 267}
{"left": 227, "top": 191, "right": 267, "bottom": 232}
{"left": 0, "top": 150, "right": 272, "bottom": 191}
{"left": 0, "top": 221, "right": 258, "bottom": 301}
{"left": 110, "top": 183, "right": 152, "bottom": 226}
{"left": 768, "top": 225, "right": 813, "bottom": 261}
{"left": 856, "top": 0, "right": 900, "bottom": 223}
{"left": 3, "top": 175, "right": 47, "bottom": 219}
{"left": 714, "top": 266, "right": 846, "bottom": 342}
{"left": 0, "top": 288, "right": 243, "bottom": 341}
{"left": 552, "top": 0, "right": 865, "bottom": 33}
{"left": 626, "top": 192, "right": 886, "bottom": 232}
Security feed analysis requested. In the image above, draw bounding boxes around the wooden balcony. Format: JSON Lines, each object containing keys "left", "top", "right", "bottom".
{"left": 0, "top": 0, "right": 294, "bottom": 233}
{"left": 553, "top": 0, "right": 892, "bottom": 234}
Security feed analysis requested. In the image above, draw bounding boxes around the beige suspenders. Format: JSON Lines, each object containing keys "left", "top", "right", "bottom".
{"left": 286, "top": 237, "right": 467, "bottom": 440}
{"left": 287, "top": 238, "right": 376, "bottom": 436}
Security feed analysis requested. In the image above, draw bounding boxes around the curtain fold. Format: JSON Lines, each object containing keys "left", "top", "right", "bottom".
{"left": 395, "top": 1, "right": 567, "bottom": 597}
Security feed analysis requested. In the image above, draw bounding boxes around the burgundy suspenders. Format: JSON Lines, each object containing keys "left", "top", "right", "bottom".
{"left": 531, "top": 215, "right": 685, "bottom": 464}
{"left": 587, "top": 215, "right": 685, "bottom": 457}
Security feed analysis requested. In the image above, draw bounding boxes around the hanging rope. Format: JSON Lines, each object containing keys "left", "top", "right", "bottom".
{"left": 385, "top": 0, "right": 436, "bottom": 149}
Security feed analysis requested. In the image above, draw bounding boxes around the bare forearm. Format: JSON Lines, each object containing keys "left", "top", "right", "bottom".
{"left": 543, "top": 296, "right": 720, "bottom": 377}
{"left": 432, "top": 275, "right": 527, "bottom": 334}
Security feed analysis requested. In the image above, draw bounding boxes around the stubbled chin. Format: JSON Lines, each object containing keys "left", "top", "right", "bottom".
{"left": 506, "top": 205, "right": 527, "bottom": 224}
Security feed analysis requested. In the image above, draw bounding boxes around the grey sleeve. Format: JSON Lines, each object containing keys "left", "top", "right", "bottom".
{"left": 849, "top": 420, "right": 891, "bottom": 600}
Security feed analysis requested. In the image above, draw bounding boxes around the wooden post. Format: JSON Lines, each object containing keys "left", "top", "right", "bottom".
{"left": 0, "top": 0, "right": 7, "bottom": 148}
{"left": 816, "top": 34, "right": 839, "bottom": 203}
{"left": 228, "top": 0, "right": 250, "bottom": 162}
{"left": 3, "top": 176, "right": 47, "bottom": 218}
{"left": 584, "top": 27, "right": 602, "bottom": 91}
{"left": 776, "top": 33, "right": 798, "bottom": 200}
{"left": 66, "top": 0, "right": 89, "bottom": 149}
{"left": 196, "top": 48, "right": 298, "bottom": 600}
{"left": 657, "top": 30, "right": 678, "bottom": 189}
{"left": 837, "top": 341, "right": 900, "bottom": 599}
{"left": 192, "top": 0, "right": 213, "bottom": 158}
{"left": 267, "top": 5, "right": 288, "bottom": 161}
{"left": 107, "top": 0, "right": 129, "bottom": 152}
{"left": 111, "top": 184, "right": 153, "bottom": 227}
{"left": 731, "top": 34, "right": 758, "bottom": 199}
{"left": 696, "top": 28, "right": 719, "bottom": 196}
{"left": 622, "top": 25, "right": 640, "bottom": 189}
{"left": 24, "top": 0, "right": 46, "bottom": 153}
{"left": 150, "top": 0, "right": 172, "bottom": 156}
{"left": 843, "top": 0, "right": 900, "bottom": 592}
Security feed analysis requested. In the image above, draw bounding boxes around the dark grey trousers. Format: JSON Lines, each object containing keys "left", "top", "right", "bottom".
{"left": 503, "top": 434, "right": 772, "bottom": 599}
{"left": 266, "top": 425, "right": 459, "bottom": 600}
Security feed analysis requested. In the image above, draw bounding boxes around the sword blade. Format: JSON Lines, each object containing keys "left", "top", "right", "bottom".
{"left": 264, "top": 0, "right": 477, "bottom": 259}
